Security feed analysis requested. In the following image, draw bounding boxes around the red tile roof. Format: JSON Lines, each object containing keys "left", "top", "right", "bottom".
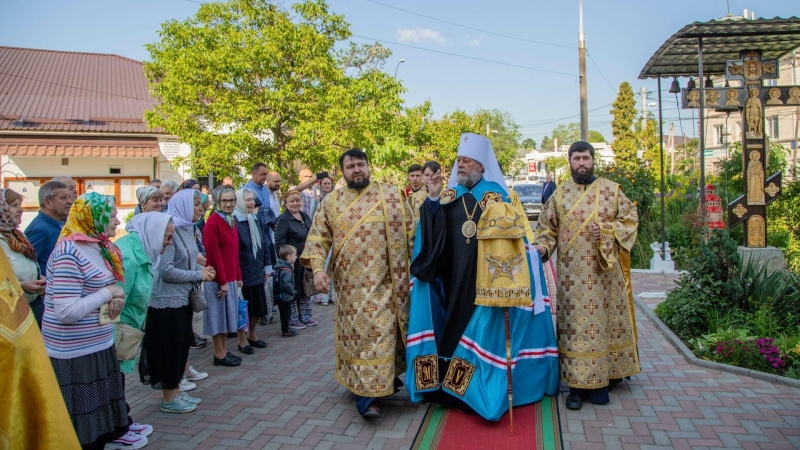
{"left": 0, "top": 46, "right": 163, "bottom": 134}
{"left": 0, "top": 135, "right": 160, "bottom": 157}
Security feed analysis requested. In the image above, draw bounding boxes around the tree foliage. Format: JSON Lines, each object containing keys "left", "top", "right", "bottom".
{"left": 610, "top": 82, "right": 640, "bottom": 173}
{"left": 521, "top": 138, "right": 537, "bottom": 149}
{"left": 144, "top": 0, "right": 403, "bottom": 179}
{"left": 640, "top": 118, "right": 660, "bottom": 177}
{"left": 549, "top": 122, "right": 606, "bottom": 148}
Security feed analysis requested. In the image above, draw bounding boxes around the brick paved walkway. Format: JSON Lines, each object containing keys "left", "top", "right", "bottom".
{"left": 127, "top": 271, "right": 800, "bottom": 449}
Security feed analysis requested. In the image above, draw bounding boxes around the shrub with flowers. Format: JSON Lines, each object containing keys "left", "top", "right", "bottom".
{"left": 711, "top": 338, "right": 792, "bottom": 375}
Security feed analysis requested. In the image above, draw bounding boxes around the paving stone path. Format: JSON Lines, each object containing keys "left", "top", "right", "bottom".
{"left": 127, "top": 272, "right": 800, "bottom": 449}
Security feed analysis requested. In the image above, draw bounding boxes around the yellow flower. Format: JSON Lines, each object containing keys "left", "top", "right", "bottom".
{"left": 633, "top": 200, "right": 638, "bottom": 206}
{"left": 793, "top": 342, "right": 800, "bottom": 355}
{"left": 632, "top": 179, "right": 636, "bottom": 182}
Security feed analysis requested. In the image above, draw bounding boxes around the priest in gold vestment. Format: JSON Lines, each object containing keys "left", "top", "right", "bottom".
{"left": 534, "top": 141, "right": 640, "bottom": 410}
{"left": 301, "top": 148, "right": 415, "bottom": 418}
{"left": 0, "top": 246, "right": 81, "bottom": 448}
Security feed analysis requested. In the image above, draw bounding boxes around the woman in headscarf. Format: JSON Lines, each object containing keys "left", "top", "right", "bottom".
{"left": 42, "top": 193, "right": 143, "bottom": 449}
{"left": 133, "top": 185, "right": 165, "bottom": 215}
{"left": 113, "top": 211, "right": 174, "bottom": 440}
{"left": 0, "top": 188, "right": 45, "bottom": 321}
{"left": 233, "top": 188, "right": 272, "bottom": 349}
{"left": 144, "top": 190, "right": 215, "bottom": 413}
{"left": 202, "top": 186, "right": 245, "bottom": 364}
{"left": 178, "top": 179, "right": 200, "bottom": 191}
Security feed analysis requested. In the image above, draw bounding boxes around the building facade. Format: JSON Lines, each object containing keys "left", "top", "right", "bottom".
{"left": 0, "top": 46, "right": 193, "bottom": 229}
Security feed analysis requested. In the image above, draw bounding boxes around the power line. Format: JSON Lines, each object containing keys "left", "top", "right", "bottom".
{"left": 351, "top": 35, "right": 577, "bottom": 77}
{"left": 365, "top": 0, "right": 575, "bottom": 49}
{"left": 586, "top": 50, "right": 615, "bottom": 93}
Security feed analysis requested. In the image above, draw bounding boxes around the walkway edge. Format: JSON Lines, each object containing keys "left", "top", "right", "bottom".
{"left": 633, "top": 294, "right": 800, "bottom": 389}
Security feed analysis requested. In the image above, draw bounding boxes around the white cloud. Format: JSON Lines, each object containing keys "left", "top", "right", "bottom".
{"left": 467, "top": 34, "right": 486, "bottom": 47}
{"left": 396, "top": 27, "right": 446, "bottom": 45}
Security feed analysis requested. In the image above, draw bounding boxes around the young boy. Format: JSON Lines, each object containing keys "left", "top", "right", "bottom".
{"left": 275, "top": 245, "right": 298, "bottom": 337}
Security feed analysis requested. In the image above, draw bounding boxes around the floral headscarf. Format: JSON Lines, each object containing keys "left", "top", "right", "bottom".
{"left": 213, "top": 186, "right": 236, "bottom": 228}
{"left": 59, "top": 192, "right": 124, "bottom": 281}
{"left": 178, "top": 179, "right": 199, "bottom": 191}
{"left": 0, "top": 189, "right": 36, "bottom": 261}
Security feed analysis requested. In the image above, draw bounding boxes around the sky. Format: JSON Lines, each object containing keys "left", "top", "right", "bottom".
{"left": 0, "top": 0, "right": 797, "bottom": 146}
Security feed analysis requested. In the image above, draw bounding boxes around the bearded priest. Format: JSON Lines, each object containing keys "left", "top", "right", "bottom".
{"left": 406, "top": 133, "right": 559, "bottom": 421}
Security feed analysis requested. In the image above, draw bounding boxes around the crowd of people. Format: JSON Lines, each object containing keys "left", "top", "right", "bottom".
{"left": 1, "top": 136, "right": 640, "bottom": 448}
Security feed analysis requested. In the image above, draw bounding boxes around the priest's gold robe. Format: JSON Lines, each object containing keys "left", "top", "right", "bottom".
{"left": 408, "top": 187, "right": 428, "bottom": 225}
{"left": 301, "top": 182, "right": 415, "bottom": 397}
{"left": 534, "top": 177, "right": 640, "bottom": 389}
{"left": 0, "top": 246, "right": 81, "bottom": 449}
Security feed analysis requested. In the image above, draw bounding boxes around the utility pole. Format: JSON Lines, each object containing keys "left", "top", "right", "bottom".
{"left": 578, "top": 0, "right": 589, "bottom": 141}
{"left": 793, "top": 50, "right": 799, "bottom": 178}
{"left": 640, "top": 87, "right": 647, "bottom": 130}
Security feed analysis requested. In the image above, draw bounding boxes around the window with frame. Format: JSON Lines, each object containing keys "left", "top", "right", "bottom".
{"left": 766, "top": 116, "right": 780, "bottom": 139}
{"left": 5, "top": 176, "right": 149, "bottom": 209}
{"left": 714, "top": 125, "right": 725, "bottom": 145}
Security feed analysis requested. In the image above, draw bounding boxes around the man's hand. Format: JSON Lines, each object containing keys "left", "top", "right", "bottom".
{"left": 427, "top": 170, "right": 444, "bottom": 198}
{"left": 532, "top": 245, "right": 547, "bottom": 257}
{"left": 591, "top": 223, "right": 601, "bottom": 241}
{"left": 314, "top": 271, "right": 330, "bottom": 294}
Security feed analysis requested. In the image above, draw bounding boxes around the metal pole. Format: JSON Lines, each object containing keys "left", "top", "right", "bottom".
{"left": 578, "top": 0, "right": 589, "bottom": 141}
{"left": 793, "top": 50, "right": 799, "bottom": 177}
{"left": 697, "top": 38, "right": 707, "bottom": 221}
{"left": 658, "top": 78, "right": 666, "bottom": 260}
{"left": 394, "top": 59, "right": 405, "bottom": 80}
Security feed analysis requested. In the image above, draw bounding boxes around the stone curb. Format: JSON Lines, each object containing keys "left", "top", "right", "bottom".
{"left": 633, "top": 294, "right": 800, "bottom": 389}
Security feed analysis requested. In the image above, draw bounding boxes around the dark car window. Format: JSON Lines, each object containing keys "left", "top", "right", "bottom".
{"left": 513, "top": 184, "right": 543, "bottom": 197}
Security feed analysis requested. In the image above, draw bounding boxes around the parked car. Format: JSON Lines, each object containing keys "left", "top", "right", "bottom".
{"left": 512, "top": 183, "right": 543, "bottom": 221}
{"left": 513, "top": 174, "right": 541, "bottom": 186}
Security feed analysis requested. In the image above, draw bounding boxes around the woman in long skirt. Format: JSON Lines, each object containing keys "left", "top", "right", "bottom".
{"left": 43, "top": 193, "right": 137, "bottom": 449}
{"left": 203, "top": 186, "right": 246, "bottom": 364}
{"left": 144, "top": 190, "right": 214, "bottom": 413}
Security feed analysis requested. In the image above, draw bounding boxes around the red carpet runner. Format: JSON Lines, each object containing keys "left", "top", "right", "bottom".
{"left": 412, "top": 396, "right": 562, "bottom": 450}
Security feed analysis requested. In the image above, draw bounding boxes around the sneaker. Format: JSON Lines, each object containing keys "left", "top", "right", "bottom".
{"left": 177, "top": 392, "right": 202, "bottom": 405}
{"left": 179, "top": 378, "right": 196, "bottom": 391}
{"left": 302, "top": 319, "right": 318, "bottom": 327}
{"left": 272, "top": 306, "right": 278, "bottom": 313}
{"left": 184, "top": 366, "right": 208, "bottom": 381}
{"left": 289, "top": 321, "right": 306, "bottom": 330}
{"left": 128, "top": 422, "right": 153, "bottom": 437}
{"left": 160, "top": 398, "right": 197, "bottom": 413}
{"left": 105, "top": 432, "right": 148, "bottom": 449}
{"left": 190, "top": 340, "right": 207, "bottom": 349}
{"left": 282, "top": 330, "right": 298, "bottom": 338}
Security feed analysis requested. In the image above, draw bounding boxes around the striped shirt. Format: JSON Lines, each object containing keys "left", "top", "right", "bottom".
{"left": 42, "top": 240, "right": 115, "bottom": 359}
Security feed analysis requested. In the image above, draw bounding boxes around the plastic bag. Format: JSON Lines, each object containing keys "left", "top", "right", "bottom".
{"left": 237, "top": 292, "right": 249, "bottom": 332}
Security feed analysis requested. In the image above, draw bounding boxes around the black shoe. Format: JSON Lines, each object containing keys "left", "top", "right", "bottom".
{"left": 193, "top": 332, "right": 207, "bottom": 343}
{"left": 190, "top": 340, "right": 207, "bottom": 349}
{"left": 282, "top": 330, "right": 297, "bottom": 338}
{"left": 247, "top": 338, "right": 267, "bottom": 348}
{"left": 226, "top": 351, "right": 242, "bottom": 361}
{"left": 238, "top": 345, "right": 254, "bottom": 354}
{"left": 565, "top": 394, "right": 583, "bottom": 410}
{"left": 226, "top": 332, "right": 237, "bottom": 338}
{"left": 214, "top": 355, "right": 241, "bottom": 366}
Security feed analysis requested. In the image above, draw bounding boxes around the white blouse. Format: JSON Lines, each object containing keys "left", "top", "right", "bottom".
{"left": 0, "top": 236, "right": 40, "bottom": 303}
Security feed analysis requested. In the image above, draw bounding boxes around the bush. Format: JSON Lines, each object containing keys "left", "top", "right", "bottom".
{"left": 710, "top": 338, "right": 790, "bottom": 374}
{"left": 655, "top": 229, "right": 742, "bottom": 338}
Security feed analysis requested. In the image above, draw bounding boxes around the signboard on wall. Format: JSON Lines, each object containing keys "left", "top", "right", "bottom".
{"left": 528, "top": 161, "right": 537, "bottom": 172}
{"left": 161, "top": 138, "right": 181, "bottom": 160}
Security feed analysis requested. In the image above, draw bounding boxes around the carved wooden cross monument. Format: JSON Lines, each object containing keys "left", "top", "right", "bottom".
{"left": 682, "top": 50, "right": 794, "bottom": 247}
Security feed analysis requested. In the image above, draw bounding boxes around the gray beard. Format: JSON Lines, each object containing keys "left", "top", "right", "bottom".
{"left": 457, "top": 170, "right": 482, "bottom": 188}
{"left": 346, "top": 175, "right": 370, "bottom": 190}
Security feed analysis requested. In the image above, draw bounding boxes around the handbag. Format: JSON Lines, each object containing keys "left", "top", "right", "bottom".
{"left": 302, "top": 267, "right": 320, "bottom": 297}
{"left": 114, "top": 322, "right": 143, "bottom": 361}
{"left": 175, "top": 230, "right": 207, "bottom": 312}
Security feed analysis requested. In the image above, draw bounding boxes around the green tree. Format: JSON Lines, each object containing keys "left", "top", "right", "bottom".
{"left": 144, "top": 0, "right": 403, "bottom": 179}
{"left": 540, "top": 135, "right": 554, "bottom": 151}
{"left": 543, "top": 156, "right": 568, "bottom": 180}
{"left": 610, "top": 82, "right": 640, "bottom": 173}
{"left": 551, "top": 123, "right": 581, "bottom": 147}
{"left": 640, "top": 118, "right": 660, "bottom": 177}
{"left": 521, "top": 138, "right": 537, "bottom": 149}
{"left": 588, "top": 130, "right": 606, "bottom": 143}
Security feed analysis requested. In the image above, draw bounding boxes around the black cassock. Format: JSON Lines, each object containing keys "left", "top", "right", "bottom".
{"left": 410, "top": 191, "right": 483, "bottom": 413}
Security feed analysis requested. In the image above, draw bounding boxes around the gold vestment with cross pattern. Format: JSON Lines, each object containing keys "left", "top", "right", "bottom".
{"left": 301, "top": 182, "right": 415, "bottom": 397}
{"left": 535, "top": 177, "right": 641, "bottom": 389}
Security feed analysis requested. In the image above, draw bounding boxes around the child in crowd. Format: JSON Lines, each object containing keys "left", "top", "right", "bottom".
{"left": 274, "top": 245, "right": 298, "bottom": 337}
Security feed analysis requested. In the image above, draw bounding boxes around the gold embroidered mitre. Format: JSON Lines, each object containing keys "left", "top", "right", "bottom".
{"left": 475, "top": 202, "right": 531, "bottom": 307}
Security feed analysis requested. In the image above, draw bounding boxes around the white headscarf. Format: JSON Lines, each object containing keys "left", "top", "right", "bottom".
{"left": 125, "top": 212, "right": 173, "bottom": 270}
{"left": 167, "top": 189, "right": 197, "bottom": 229}
{"left": 233, "top": 188, "right": 261, "bottom": 259}
{"left": 447, "top": 133, "right": 509, "bottom": 194}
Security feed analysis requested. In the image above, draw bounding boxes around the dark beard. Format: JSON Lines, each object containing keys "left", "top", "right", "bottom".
{"left": 571, "top": 166, "right": 594, "bottom": 184}
{"left": 346, "top": 175, "right": 370, "bottom": 191}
